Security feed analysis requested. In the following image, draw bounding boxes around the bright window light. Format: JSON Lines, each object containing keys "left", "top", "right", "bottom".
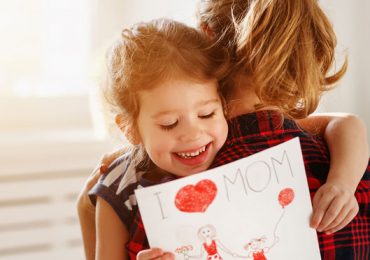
{"left": 0, "top": 0, "right": 92, "bottom": 97}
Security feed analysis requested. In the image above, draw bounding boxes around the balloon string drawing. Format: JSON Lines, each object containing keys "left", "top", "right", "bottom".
{"left": 274, "top": 187, "right": 295, "bottom": 239}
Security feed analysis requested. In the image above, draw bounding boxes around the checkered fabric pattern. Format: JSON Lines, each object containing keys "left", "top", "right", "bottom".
{"left": 212, "top": 110, "right": 370, "bottom": 259}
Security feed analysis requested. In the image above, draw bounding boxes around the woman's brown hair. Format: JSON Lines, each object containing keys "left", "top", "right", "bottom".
{"left": 198, "top": 0, "right": 347, "bottom": 118}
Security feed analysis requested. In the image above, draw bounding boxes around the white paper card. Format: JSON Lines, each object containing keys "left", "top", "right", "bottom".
{"left": 135, "top": 138, "right": 321, "bottom": 259}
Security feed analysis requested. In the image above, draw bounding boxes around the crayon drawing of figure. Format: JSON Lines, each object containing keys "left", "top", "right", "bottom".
{"left": 182, "top": 224, "right": 236, "bottom": 259}
{"left": 198, "top": 224, "right": 236, "bottom": 260}
{"left": 243, "top": 236, "right": 279, "bottom": 260}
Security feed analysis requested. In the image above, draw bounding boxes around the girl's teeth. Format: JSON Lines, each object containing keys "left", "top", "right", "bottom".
{"left": 177, "top": 145, "right": 207, "bottom": 158}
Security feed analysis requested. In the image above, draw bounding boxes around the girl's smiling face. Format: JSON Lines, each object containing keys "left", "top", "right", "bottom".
{"left": 135, "top": 76, "right": 228, "bottom": 177}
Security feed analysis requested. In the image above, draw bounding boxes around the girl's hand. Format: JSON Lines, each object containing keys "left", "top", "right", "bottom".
{"left": 310, "top": 181, "right": 359, "bottom": 235}
{"left": 137, "top": 248, "right": 175, "bottom": 260}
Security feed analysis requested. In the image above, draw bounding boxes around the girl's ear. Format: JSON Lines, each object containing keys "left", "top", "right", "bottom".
{"left": 115, "top": 114, "right": 141, "bottom": 145}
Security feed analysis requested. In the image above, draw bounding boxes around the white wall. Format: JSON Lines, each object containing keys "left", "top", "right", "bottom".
{"left": 318, "top": 1, "right": 370, "bottom": 143}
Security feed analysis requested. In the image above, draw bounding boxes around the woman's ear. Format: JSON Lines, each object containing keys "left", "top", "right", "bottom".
{"left": 201, "top": 23, "right": 215, "bottom": 39}
{"left": 115, "top": 114, "right": 141, "bottom": 145}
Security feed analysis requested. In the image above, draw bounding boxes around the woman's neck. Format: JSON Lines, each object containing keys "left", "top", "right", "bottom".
{"left": 227, "top": 74, "right": 260, "bottom": 118}
{"left": 227, "top": 74, "right": 278, "bottom": 118}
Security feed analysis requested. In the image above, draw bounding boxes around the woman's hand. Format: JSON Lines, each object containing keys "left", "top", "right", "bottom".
{"left": 77, "top": 148, "right": 128, "bottom": 216}
{"left": 137, "top": 248, "right": 175, "bottom": 260}
{"left": 310, "top": 181, "right": 359, "bottom": 235}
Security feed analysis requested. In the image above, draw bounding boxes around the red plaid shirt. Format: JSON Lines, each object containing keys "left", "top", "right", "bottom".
{"left": 94, "top": 110, "right": 370, "bottom": 259}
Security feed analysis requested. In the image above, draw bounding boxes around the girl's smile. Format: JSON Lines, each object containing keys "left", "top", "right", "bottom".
{"left": 173, "top": 142, "right": 211, "bottom": 166}
{"left": 135, "top": 75, "right": 228, "bottom": 177}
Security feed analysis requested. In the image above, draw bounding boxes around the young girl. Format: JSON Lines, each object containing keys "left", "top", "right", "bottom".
{"left": 79, "top": 1, "right": 370, "bottom": 259}
{"left": 91, "top": 18, "right": 231, "bottom": 260}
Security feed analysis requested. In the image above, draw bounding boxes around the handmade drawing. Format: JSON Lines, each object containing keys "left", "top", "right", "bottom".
{"left": 175, "top": 245, "right": 194, "bottom": 259}
{"left": 135, "top": 138, "right": 321, "bottom": 259}
{"left": 243, "top": 236, "right": 271, "bottom": 260}
{"left": 178, "top": 224, "right": 237, "bottom": 260}
{"left": 175, "top": 179, "right": 217, "bottom": 213}
{"left": 278, "top": 188, "right": 294, "bottom": 208}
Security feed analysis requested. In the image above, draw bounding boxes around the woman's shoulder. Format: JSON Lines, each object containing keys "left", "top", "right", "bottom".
{"left": 227, "top": 110, "right": 301, "bottom": 138}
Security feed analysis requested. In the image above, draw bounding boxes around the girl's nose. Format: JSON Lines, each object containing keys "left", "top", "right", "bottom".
{"left": 178, "top": 121, "right": 203, "bottom": 142}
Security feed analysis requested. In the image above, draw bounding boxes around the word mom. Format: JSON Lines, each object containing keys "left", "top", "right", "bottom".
{"left": 223, "top": 150, "right": 294, "bottom": 201}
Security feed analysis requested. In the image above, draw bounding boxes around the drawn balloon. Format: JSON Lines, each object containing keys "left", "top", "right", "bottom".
{"left": 278, "top": 188, "right": 295, "bottom": 208}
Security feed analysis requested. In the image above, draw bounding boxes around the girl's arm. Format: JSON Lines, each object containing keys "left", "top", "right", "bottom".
{"left": 96, "top": 197, "right": 129, "bottom": 260}
{"left": 77, "top": 167, "right": 102, "bottom": 260}
{"left": 77, "top": 150, "right": 128, "bottom": 260}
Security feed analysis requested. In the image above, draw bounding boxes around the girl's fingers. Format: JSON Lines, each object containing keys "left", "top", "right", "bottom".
{"left": 159, "top": 252, "right": 175, "bottom": 260}
{"left": 137, "top": 248, "right": 164, "bottom": 260}
{"left": 325, "top": 206, "right": 359, "bottom": 235}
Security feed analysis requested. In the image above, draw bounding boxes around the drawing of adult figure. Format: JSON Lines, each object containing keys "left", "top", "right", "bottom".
{"left": 189, "top": 224, "right": 237, "bottom": 260}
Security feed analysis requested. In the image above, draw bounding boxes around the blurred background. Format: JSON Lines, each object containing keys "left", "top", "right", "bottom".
{"left": 0, "top": 0, "right": 368, "bottom": 259}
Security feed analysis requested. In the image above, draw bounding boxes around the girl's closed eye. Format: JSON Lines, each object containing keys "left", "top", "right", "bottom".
{"left": 159, "top": 121, "right": 178, "bottom": 131}
{"left": 199, "top": 110, "right": 216, "bottom": 119}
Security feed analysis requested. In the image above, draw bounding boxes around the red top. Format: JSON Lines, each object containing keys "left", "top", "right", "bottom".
{"left": 252, "top": 250, "right": 267, "bottom": 260}
{"left": 203, "top": 240, "right": 218, "bottom": 255}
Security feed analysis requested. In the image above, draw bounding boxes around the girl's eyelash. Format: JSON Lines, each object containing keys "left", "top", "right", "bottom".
{"left": 199, "top": 111, "right": 215, "bottom": 119}
{"left": 159, "top": 111, "right": 215, "bottom": 131}
{"left": 160, "top": 121, "right": 178, "bottom": 131}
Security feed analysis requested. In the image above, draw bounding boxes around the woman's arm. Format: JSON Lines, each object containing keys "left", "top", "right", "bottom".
{"left": 96, "top": 197, "right": 129, "bottom": 260}
{"left": 298, "top": 113, "right": 369, "bottom": 233}
{"left": 297, "top": 113, "right": 369, "bottom": 189}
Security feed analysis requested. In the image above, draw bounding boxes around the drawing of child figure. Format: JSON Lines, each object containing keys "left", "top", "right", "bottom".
{"left": 243, "top": 236, "right": 279, "bottom": 260}
{"left": 243, "top": 237, "right": 268, "bottom": 260}
{"left": 188, "top": 224, "right": 237, "bottom": 260}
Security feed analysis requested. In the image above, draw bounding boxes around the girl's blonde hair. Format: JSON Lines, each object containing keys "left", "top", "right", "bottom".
{"left": 198, "top": 0, "right": 347, "bottom": 118}
{"left": 104, "top": 18, "right": 228, "bottom": 138}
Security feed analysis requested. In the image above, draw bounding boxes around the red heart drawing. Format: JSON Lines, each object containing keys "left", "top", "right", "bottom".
{"left": 175, "top": 179, "right": 217, "bottom": 213}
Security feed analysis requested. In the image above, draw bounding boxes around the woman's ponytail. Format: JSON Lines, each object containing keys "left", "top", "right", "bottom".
{"left": 236, "top": 0, "right": 347, "bottom": 118}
